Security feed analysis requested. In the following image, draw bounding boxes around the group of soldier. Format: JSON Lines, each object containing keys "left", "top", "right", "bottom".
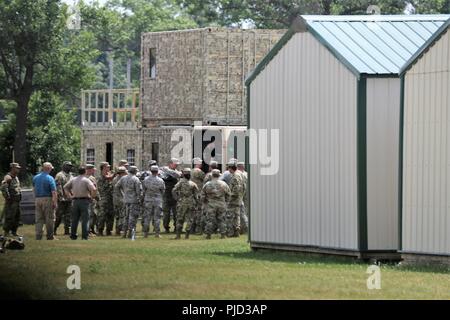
{"left": 18, "top": 157, "right": 248, "bottom": 240}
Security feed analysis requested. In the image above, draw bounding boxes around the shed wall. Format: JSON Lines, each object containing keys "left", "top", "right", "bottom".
{"left": 366, "top": 78, "right": 400, "bottom": 250}
{"left": 249, "top": 32, "right": 359, "bottom": 250}
{"left": 403, "top": 30, "right": 450, "bottom": 255}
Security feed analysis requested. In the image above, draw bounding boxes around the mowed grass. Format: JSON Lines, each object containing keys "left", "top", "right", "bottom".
{"left": 1, "top": 200, "right": 450, "bottom": 299}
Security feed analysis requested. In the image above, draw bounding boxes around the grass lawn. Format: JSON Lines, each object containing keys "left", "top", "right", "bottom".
{"left": 1, "top": 196, "right": 450, "bottom": 299}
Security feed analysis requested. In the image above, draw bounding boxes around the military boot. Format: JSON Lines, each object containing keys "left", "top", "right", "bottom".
{"left": 115, "top": 228, "right": 121, "bottom": 236}
{"left": 122, "top": 230, "right": 128, "bottom": 239}
{"left": 64, "top": 227, "right": 70, "bottom": 236}
{"left": 185, "top": 231, "right": 190, "bottom": 239}
{"left": 174, "top": 231, "right": 181, "bottom": 240}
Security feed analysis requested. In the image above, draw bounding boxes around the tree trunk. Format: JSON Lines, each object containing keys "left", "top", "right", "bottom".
{"left": 14, "top": 95, "right": 30, "bottom": 180}
{"left": 108, "top": 51, "right": 114, "bottom": 90}
{"left": 126, "top": 57, "right": 132, "bottom": 90}
{"left": 321, "top": 0, "right": 332, "bottom": 14}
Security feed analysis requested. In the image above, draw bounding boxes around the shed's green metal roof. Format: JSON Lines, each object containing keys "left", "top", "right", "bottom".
{"left": 246, "top": 15, "right": 450, "bottom": 85}
{"left": 400, "top": 17, "right": 450, "bottom": 75}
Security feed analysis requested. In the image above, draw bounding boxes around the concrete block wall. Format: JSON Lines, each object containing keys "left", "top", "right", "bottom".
{"left": 141, "top": 28, "right": 285, "bottom": 127}
{"left": 81, "top": 129, "right": 143, "bottom": 169}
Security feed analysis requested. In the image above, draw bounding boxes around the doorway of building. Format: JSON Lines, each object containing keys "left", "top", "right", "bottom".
{"left": 106, "top": 142, "right": 113, "bottom": 167}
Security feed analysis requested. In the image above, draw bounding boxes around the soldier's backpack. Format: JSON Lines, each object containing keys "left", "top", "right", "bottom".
{"left": 4, "top": 237, "right": 25, "bottom": 250}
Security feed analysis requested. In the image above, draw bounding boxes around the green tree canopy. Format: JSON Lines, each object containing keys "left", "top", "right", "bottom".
{"left": 0, "top": 0, "right": 97, "bottom": 177}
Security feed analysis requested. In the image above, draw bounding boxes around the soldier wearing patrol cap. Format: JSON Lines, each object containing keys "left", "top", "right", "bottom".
{"left": 225, "top": 160, "right": 245, "bottom": 237}
{"left": 142, "top": 165, "right": 165, "bottom": 238}
{"left": 201, "top": 169, "right": 231, "bottom": 239}
{"left": 1, "top": 163, "right": 23, "bottom": 236}
{"left": 161, "top": 158, "right": 181, "bottom": 233}
{"left": 236, "top": 161, "right": 248, "bottom": 234}
{"left": 171, "top": 168, "right": 199, "bottom": 239}
{"left": 112, "top": 166, "right": 127, "bottom": 235}
{"left": 118, "top": 160, "right": 129, "bottom": 170}
{"left": 97, "top": 162, "right": 114, "bottom": 236}
{"left": 203, "top": 160, "right": 219, "bottom": 184}
{"left": 190, "top": 157, "right": 205, "bottom": 234}
{"left": 85, "top": 163, "right": 99, "bottom": 236}
{"left": 54, "top": 161, "right": 74, "bottom": 235}
{"left": 139, "top": 160, "right": 158, "bottom": 182}
{"left": 115, "top": 165, "right": 142, "bottom": 238}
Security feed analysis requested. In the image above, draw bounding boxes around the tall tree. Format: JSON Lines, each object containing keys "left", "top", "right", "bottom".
{"left": 0, "top": 0, "right": 97, "bottom": 177}
{"left": 177, "top": 0, "right": 450, "bottom": 28}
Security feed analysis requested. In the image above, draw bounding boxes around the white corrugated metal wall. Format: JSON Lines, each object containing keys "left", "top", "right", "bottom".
{"left": 250, "top": 32, "right": 359, "bottom": 250}
{"left": 366, "top": 78, "right": 400, "bottom": 250}
{"left": 403, "top": 30, "right": 450, "bottom": 255}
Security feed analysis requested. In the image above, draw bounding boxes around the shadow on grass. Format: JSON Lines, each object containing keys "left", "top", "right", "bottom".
{"left": 211, "top": 249, "right": 450, "bottom": 274}
{"left": 0, "top": 280, "right": 32, "bottom": 300}
{"left": 211, "top": 249, "right": 364, "bottom": 267}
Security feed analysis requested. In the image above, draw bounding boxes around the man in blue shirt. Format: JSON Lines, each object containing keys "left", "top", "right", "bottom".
{"left": 32, "top": 162, "right": 58, "bottom": 240}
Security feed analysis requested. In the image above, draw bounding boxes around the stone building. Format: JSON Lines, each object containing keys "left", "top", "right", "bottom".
{"left": 81, "top": 27, "right": 285, "bottom": 168}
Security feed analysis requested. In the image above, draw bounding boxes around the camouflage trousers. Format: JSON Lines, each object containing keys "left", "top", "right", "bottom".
{"left": 240, "top": 201, "right": 248, "bottom": 234}
{"left": 226, "top": 205, "right": 241, "bottom": 236}
{"left": 191, "top": 204, "right": 204, "bottom": 233}
{"left": 142, "top": 203, "right": 162, "bottom": 234}
{"left": 114, "top": 201, "right": 124, "bottom": 233}
{"left": 162, "top": 199, "right": 177, "bottom": 232}
{"left": 89, "top": 201, "right": 98, "bottom": 233}
{"left": 97, "top": 199, "right": 114, "bottom": 233}
{"left": 123, "top": 203, "right": 140, "bottom": 233}
{"left": 175, "top": 203, "right": 195, "bottom": 234}
{"left": 2, "top": 200, "right": 21, "bottom": 234}
{"left": 204, "top": 205, "right": 227, "bottom": 236}
{"left": 55, "top": 200, "right": 72, "bottom": 234}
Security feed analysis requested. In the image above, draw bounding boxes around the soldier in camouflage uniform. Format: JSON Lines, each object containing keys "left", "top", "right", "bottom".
{"left": 161, "top": 158, "right": 181, "bottom": 233}
{"left": 97, "top": 162, "right": 114, "bottom": 236}
{"left": 203, "top": 160, "right": 219, "bottom": 184}
{"left": 219, "top": 158, "right": 237, "bottom": 185}
{"left": 116, "top": 166, "right": 142, "bottom": 238}
{"left": 172, "top": 168, "right": 199, "bottom": 239}
{"left": 86, "top": 164, "right": 99, "bottom": 236}
{"left": 139, "top": 160, "right": 158, "bottom": 182}
{"left": 237, "top": 161, "right": 248, "bottom": 234}
{"left": 112, "top": 166, "right": 127, "bottom": 235}
{"left": 142, "top": 165, "right": 165, "bottom": 238}
{"left": 1, "top": 163, "right": 22, "bottom": 236}
{"left": 54, "top": 161, "right": 74, "bottom": 236}
{"left": 201, "top": 169, "right": 230, "bottom": 239}
{"left": 226, "top": 162, "right": 245, "bottom": 237}
{"left": 190, "top": 157, "right": 205, "bottom": 234}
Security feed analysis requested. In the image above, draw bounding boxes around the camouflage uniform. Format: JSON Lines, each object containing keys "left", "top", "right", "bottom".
{"left": 161, "top": 167, "right": 181, "bottom": 232}
{"left": 88, "top": 175, "right": 99, "bottom": 234}
{"left": 201, "top": 177, "right": 230, "bottom": 237}
{"left": 97, "top": 174, "right": 114, "bottom": 235}
{"left": 112, "top": 174, "right": 125, "bottom": 234}
{"left": 54, "top": 170, "right": 73, "bottom": 235}
{"left": 116, "top": 172, "right": 142, "bottom": 237}
{"left": 1, "top": 172, "right": 22, "bottom": 235}
{"left": 172, "top": 175, "right": 199, "bottom": 237}
{"left": 227, "top": 172, "right": 245, "bottom": 237}
{"left": 142, "top": 173, "right": 165, "bottom": 236}
{"left": 203, "top": 172, "right": 213, "bottom": 184}
{"left": 191, "top": 167, "right": 205, "bottom": 233}
{"left": 237, "top": 170, "right": 248, "bottom": 234}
